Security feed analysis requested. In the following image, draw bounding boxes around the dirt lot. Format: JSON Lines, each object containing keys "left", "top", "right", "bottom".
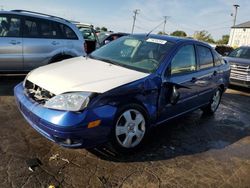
{"left": 0, "top": 76, "right": 250, "bottom": 188}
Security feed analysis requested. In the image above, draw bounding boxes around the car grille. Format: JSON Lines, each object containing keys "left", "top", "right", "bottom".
{"left": 24, "top": 80, "right": 55, "bottom": 104}
{"left": 230, "top": 63, "right": 250, "bottom": 81}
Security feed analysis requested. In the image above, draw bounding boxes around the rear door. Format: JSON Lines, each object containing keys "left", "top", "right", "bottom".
{"left": 22, "top": 17, "right": 65, "bottom": 70}
{"left": 0, "top": 14, "right": 23, "bottom": 71}
{"left": 195, "top": 45, "right": 218, "bottom": 105}
{"left": 158, "top": 44, "right": 200, "bottom": 121}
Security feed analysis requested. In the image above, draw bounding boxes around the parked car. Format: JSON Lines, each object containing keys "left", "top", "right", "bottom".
{"left": 97, "top": 31, "right": 112, "bottom": 44}
{"left": 0, "top": 10, "right": 85, "bottom": 73}
{"left": 207, "top": 43, "right": 234, "bottom": 56}
{"left": 98, "top": 32, "right": 129, "bottom": 47}
{"left": 215, "top": 45, "right": 234, "bottom": 56}
{"left": 73, "top": 22, "right": 100, "bottom": 54}
{"left": 14, "top": 34, "right": 230, "bottom": 153}
{"left": 224, "top": 46, "right": 250, "bottom": 88}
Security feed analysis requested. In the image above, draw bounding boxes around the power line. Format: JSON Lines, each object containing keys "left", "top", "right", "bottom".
{"left": 131, "top": 9, "right": 140, "bottom": 34}
{"left": 139, "top": 12, "right": 162, "bottom": 22}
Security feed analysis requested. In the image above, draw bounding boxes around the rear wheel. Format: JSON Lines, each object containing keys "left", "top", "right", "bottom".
{"left": 111, "top": 104, "right": 148, "bottom": 153}
{"left": 202, "top": 88, "right": 222, "bottom": 114}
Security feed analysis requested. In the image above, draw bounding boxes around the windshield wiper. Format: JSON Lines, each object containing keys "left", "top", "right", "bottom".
{"left": 89, "top": 55, "right": 119, "bottom": 66}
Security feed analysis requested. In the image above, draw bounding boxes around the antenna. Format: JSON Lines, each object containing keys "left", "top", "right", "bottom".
{"left": 146, "top": 21, "right": 165, "bottom": 37}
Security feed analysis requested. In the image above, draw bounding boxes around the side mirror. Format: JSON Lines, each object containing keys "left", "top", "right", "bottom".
{"left": 104, "top": 40, "right": 110, "bottom": 44}
{"left": 223, "top": 52, "right": 229, "bottom": 56}
{"left": 170, "top": 85, "right": 180, "bottom": 105}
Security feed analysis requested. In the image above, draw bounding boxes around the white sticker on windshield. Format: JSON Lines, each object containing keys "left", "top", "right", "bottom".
{"left": 146, "top": 38, "right": 167, "bottom": 44}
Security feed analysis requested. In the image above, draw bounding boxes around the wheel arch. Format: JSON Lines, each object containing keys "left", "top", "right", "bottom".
{"left": 48, "top": 53, "right": 74, "bottom": 64}
{"left": 219, "top": 84, "right": 225, "bottom": 92}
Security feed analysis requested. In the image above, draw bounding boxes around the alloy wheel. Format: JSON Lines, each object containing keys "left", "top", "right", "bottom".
{"left": 115, "top": 109, "right": 146, "bottom": 148}
{"left": 211, "top": 90, "right": 221, "bottom": 112}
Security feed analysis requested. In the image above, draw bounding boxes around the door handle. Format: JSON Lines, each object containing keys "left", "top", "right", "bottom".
{"left": 9, "top": 40, "right": 21, "bottom": 45}
{"left": 51, "top": 41, "right": 59, "bottom": 45}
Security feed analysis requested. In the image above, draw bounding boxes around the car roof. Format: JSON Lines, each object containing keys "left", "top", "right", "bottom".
{"left": 73, "top": 22, "right": 93, "bottom": 28}
{"left": 133, "top": 33, "right": 211, "bottom": 46}
{"left": 0, "top": 10, "right": 70, "bottom": 24}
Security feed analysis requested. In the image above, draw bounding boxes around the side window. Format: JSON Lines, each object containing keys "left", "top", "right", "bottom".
{"left": 39, "top": 20, "right": 54, "bottom": 38}
{"left": 23, "top": 19, "right": 39, "bottom": 37}
{"left": 63, "top": 24, "right": 78, "bottom": 40}
{"left": 197, "top": 45, "right": 214, "bottom": 69}
{"left": 52, "top": 22, "right": 64, "bottom": 39}
{"left": 214, "top": 52, "right": 224, "bottom": 66}
{"left": 0, "top": 15, "right": 20, "bottom": 37}
{"left": 171, "top": 45, "right": 196, "bottom": 75}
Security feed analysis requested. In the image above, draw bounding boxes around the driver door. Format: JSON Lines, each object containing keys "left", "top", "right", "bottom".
{"left": 158, "top": 44, "right": 199, "bottom": 122}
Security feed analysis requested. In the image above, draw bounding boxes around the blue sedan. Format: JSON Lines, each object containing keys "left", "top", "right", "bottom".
{"left": 14, "top": 34, "right": 230, "bottom": 153}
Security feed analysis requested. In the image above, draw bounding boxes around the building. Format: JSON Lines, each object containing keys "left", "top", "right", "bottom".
{"left": 228, "top": 21, "right": 250, "bottom": 47}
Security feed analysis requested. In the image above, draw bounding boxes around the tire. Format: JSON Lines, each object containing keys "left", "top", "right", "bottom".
{"left": 110, "top": 104, "right": 149, "bottom": 153}
{"left": 202, "top": 88, "right": 222, "bottom": 115}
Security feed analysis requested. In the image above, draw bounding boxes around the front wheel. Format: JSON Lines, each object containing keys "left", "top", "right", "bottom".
{"left": 111, "top": 104, "right": 148, "bottom": 153}
{"left": 202, "top": 88, "right": 222, "bottom": 114}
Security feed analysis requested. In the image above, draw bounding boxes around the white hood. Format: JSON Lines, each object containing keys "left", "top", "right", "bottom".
{"left": 27, "top": 57, "right": 149, "bottom": 95}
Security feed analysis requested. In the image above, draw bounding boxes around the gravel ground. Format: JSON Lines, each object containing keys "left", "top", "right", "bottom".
{"left": 0, "top": 76, "right": 250, "bottom": 188}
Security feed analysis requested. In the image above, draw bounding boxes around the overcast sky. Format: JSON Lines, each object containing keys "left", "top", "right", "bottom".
{"left": 1, "top": 0, "right": 249, "bottom": 39}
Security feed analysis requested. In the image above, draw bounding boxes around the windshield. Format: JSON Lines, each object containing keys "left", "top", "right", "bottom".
{"left": 90, "top": 36, "right": 175, "bottom": 73}
{"left": 228, "top": 47, "right": 250, "bottom": 59}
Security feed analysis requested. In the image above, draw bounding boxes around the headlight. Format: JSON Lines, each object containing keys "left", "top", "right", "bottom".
{"left": 44, "top": 92, "right": 92, "bottom": 112}
{"left": 23, "top": 70, "right": 33, "bottom": 87}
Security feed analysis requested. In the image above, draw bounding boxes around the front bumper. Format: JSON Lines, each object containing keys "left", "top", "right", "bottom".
{"left": 14, "top": 83, "right": 117, "bottom": 148}
{"left": 230, "top": 78, "right": 250, "bottom": 88}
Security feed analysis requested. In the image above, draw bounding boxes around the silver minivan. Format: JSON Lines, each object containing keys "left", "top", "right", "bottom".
{"left": 0, "top": 10, "right": 85, "bottom": 72}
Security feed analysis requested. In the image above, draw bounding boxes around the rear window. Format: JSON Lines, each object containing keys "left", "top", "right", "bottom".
{"left": 197, "top": 45, "right": 214, "bottom": 69}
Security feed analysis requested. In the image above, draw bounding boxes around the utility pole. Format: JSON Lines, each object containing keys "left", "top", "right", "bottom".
{"left": 163, "top": 16, "right": 170, "bottom": 34}
{"left": 229, "top": 4, "right": 240, "bottom": 46}
{"left": 233, "top": 4, "right": 240, "bottom": 26}
{"left": 131, "top": 9, "right": 140, "bottom": 34}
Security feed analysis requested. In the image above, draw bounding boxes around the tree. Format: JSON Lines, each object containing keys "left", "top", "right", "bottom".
{"left": 95, "top": 27, "right": 100, "bottom": 31}
{"left": 217, "top": 35, "right": 229, "bottom": 45}
{"left": 101, "top": 27, "right": 108, "bottom": 32}
{"left": 158, "top": 31, "right": 167, "bottom": 35}
{"left": 170, "top": 30, "right": 187, "bottom": 37}
{"left": 193, "top": 30, "right": 215, "bottom": 43}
